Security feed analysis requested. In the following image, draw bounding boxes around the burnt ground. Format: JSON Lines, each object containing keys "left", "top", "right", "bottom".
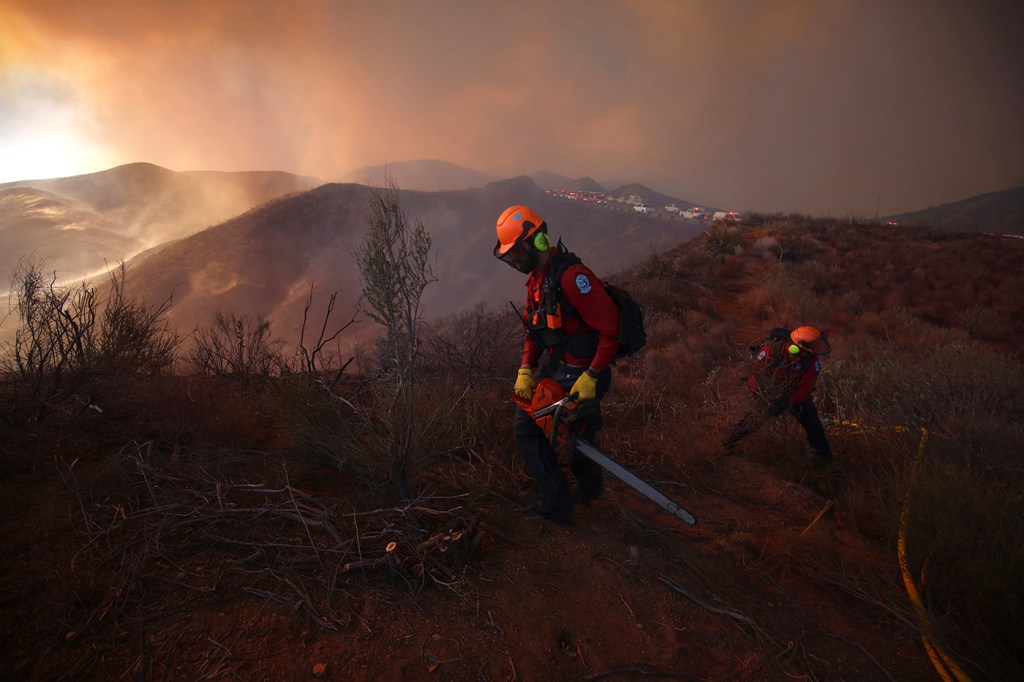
{"left": 7, "top": 224, "right": 999, "bottom": 681}
{"left": 1, "top": 421, "right": 930, "bottom": 682}
{"left": 0, "top": 341, "right": 935, "bottom": 680}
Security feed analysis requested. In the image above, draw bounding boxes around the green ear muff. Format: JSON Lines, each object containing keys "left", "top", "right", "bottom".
{"left": 788, "top": 344, "right": 801, "bottom": 355}
{"left": 533, "top": 232, "right": 550, "bottom": 252}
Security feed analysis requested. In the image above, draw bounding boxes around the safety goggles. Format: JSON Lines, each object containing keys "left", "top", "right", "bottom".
{"left": 496, "top": 240, "right": 535, "bottom": 273}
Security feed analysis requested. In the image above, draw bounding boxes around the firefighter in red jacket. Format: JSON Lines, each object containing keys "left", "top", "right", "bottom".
{"left": 493, "top": 205, "right": 620, "bottom": 526}
{"left": 723, "top": 326, "right": 835, "bottom": 461}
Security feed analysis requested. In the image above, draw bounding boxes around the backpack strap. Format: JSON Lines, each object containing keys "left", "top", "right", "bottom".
{"left": 542, "top": 241, "right": 582, "bottom": 319}
{"left": 538, "top": 242, "right": 585, "bottom": 371}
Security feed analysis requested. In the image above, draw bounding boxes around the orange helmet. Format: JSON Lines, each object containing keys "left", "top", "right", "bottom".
{"left": 494, "top": 205, "right": 546, "bottom": 256}
{"left": 789, "top": 326, "right": 830, "bottom": 354}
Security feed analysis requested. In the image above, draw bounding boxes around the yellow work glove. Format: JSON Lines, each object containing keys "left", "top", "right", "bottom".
{"left": 514, "top": 367, "right": 537, "bottom": 399}
{"left": 569, "top": 370, "right": 599, "bottom": 403}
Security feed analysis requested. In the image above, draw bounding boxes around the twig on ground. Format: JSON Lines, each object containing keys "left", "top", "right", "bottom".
{"left": 583, "top": 663, "right": 695, "bottom": 681}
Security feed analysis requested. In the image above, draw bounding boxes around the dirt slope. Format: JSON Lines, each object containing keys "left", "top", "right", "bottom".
{"left": 0, "top": 237, "right": 938, "bottom": 681}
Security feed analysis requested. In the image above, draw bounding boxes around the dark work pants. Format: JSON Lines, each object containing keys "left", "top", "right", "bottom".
{"left": 723, "top": 397, "right": 833, "bottom": 460}
{"left": 513, "top": 364, "right": 611, "bottom": 524}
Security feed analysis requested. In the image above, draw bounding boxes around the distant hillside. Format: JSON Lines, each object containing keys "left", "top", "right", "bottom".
{"left": 884, "top": 187, "right": 1024, "bottom": 235}
{"left": 0, "top": 163, "right": 322, "bottom": 285}
{"left": 607, "top": 183, "right": 714, "bottom": 212}
{"left": 563, "top": 176, "right": 607, "bottom": 193}
{"left": 0, "top": 187, "right": 144, "bottom": 283}
{"left": 113, "top": 176, "right": 709, "bottom": 350}
{"left": 339, "top": 159, "right": 496, "bottom": 192}
{"left": 527, "top": 170, "right": 574, "bottom": 190}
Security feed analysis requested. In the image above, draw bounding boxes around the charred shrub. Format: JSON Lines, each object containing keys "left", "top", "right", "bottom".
{"left": 421, "top": 304, "right": 520, "bottom": 385}
{"left": 186, "top": 311, "right": 286, "bottom": 377}
{"left": 1, "top": 260, "right": 179, "bottom": 423}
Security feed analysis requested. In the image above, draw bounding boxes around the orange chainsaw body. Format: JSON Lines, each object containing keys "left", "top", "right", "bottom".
{"left": 512, "top": 378, "right": 578, "bottom": 447}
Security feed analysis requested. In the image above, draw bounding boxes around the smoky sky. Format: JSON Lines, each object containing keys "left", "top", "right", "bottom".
{"left": 1, "top": 0, "right": 1022, "bottom": 216}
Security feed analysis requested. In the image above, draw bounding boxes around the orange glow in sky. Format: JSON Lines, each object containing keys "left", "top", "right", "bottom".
{"left": 1, "top": 0, "right": 1022, "bottom": 215}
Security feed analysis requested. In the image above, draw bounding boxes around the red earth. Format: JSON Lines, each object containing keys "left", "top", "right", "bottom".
{"left": 2, "top": 227, "right": 964, "bottom": 681}
{"left": 0, "top": 363, "right": 934, "bottom": 681}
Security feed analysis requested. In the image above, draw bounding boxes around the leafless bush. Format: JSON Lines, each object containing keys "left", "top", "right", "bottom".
{"left": 421, "top": 303, "right": 520, "bottom": 384}
{"left": 293, "top": 283, "right": 359, "bottom": 385}
{"left": 1, "top": 261, "right": 97, "bottom": 418}
{"left": 97, "top": 262, "right": 180, "bottom": 375}
{"left": 186, "top": 311, "right": 285, "bottom": 377}
{"left": 270, "top": 372, "right": 502, "bottom": 495}
{"left": 1, "top": 259, "right": 179, "bottom": 422}
{"left": 265, "top": 377, "right": 384, "bottom": 479}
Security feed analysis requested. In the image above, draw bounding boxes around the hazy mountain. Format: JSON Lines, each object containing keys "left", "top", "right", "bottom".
{"left": 338, "top": 159, "right": 497, "bottom": 192}
{"left": 0, "top": 187, "right": 145, "bottom": 285}
{"left": 528, "top": 170, "right": 574, "bottom": 190}
{"left": 883, "top": 187, "right": 1024, "bottom": 235}
{"left": 0, "top": 163, "right": 322, "bottom": 286}
{"left": 607, "top": 183, "right": 713, "bottom": 211}
{"left": 599, "top": 177, "right": 632, "bottom": 190}
{"left": 114, "top": 176, "right": 708, "bottom": 350}
{"left": 528, "top": 171, "right": 612, "bottom": 194}
{"left": 563, "top": 176, "right": 607, "bottom": 193}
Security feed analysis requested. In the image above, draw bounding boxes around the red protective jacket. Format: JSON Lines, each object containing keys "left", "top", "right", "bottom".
{"left": 521, "top": 255, "right": 620, "bottom": 372}
{"left": 748, "top": 342, "right": 822, "bottom": 407}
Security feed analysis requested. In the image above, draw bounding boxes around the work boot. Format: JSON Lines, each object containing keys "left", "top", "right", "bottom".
{"left": 811, "top": 455, "right": 834, "bottom": 470}
{"left": 570, "top": 451, "right": 603, "bottom": 501}
{"left": 810, "top": 458, "right": 845, "bottom": 496}
{"left": 573, "top": 481, "right": 603, "bottom": 503}
{"left": 518, "top": 490, "right": 573, "bottom": 527}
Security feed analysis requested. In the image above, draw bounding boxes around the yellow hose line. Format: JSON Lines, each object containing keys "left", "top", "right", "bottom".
{"left": 824, "top": 418, "right": 973, "bottom": 679}
{"left": 898, "top": 428, "right": 973, "bottom": 682}
{"left": 826, "top": 418, "right": 912, "bottom": 433}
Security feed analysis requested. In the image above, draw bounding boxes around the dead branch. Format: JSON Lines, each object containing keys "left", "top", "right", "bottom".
{"left": 583, "top": 664, "right": 696, "bottom": 681}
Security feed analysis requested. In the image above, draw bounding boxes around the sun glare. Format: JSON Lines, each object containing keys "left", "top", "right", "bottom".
{"left": 0, "top": 69, "right": 115, "bottom": 184}
{"left": 0, "top": 130, "right": 112, "bottom": 184}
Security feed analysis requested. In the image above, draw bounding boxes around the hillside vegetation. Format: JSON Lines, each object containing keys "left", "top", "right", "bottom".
{"left": 1, "top": 217, "right": 1021, "bottom": 681}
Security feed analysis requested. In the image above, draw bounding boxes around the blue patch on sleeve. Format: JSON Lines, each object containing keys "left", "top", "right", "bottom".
{"left": 575, "top": 274, "right": 592, "bottom": 294}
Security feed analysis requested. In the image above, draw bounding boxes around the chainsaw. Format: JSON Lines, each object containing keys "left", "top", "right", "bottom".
{"left": 513, "top": 378, "right": 697, "bottom": 526}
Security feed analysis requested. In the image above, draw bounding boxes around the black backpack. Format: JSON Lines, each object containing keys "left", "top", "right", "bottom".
{"left": 604, "top": 284, "right": 647, "bottom": 358}
{"left": 749, "top": 327, "right": 792, "bottom": 359}
{"left": 541, "top": 244, "right": 647, "bottom": 360}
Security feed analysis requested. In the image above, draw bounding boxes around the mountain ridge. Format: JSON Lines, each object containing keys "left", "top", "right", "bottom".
{"left": 110, "top": 175, "right": 707, "bottom": 350}
{"left": 884, "top": 186, "right": 1024, "bottom": 235}
{"left": 0, "top": 162, "right": 324, "bottom": 287}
